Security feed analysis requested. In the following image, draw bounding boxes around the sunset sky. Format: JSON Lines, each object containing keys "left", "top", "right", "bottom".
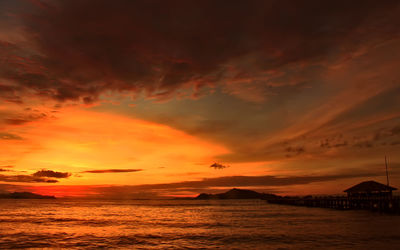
{"left": 0, "top": 0, "right": 399, "bottom": 198}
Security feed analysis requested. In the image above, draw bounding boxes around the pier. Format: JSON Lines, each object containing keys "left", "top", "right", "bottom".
{"left": 267, "top": 180, "right": 400, "bottom": 214}
{"left": 267, "top": 196, "right": 400, "bottom": 214}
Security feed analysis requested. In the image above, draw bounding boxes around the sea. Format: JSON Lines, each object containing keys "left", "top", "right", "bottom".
{"left": 0, "top": 199, "right": 399, "bottom": 249}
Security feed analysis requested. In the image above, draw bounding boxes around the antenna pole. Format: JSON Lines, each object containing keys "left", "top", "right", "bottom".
{"left": 385, "top": 155, "right": 389, "bottom": 187}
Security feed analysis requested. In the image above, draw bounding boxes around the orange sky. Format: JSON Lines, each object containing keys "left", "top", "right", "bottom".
{"left": 0, "top": 0, "right": 399, "bottom": 198}
{"left": 2, "top": 107, "right": 230, "bottom": 185}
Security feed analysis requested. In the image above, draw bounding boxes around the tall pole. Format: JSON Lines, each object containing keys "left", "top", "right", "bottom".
{"left": 385, "top": 155, "right": 389, "bottom": 187}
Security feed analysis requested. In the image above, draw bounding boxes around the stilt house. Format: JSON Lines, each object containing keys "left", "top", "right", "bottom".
{"left": 344, "top": 180, "right": 397, "bottom": 198}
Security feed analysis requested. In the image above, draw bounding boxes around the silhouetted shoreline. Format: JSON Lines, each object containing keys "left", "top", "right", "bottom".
{"left": 195, "top": 188, "right": 278, "bottom": 200}
{"left": 193, "top": 187, "right": 400, "bottom": 214}
{"left": 0, "top": 192, "right": 55, "bottom": 199}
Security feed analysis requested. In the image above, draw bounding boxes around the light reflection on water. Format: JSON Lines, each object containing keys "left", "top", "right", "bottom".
{"left": 0, "top": 199, "right": 399, "bottom": 249}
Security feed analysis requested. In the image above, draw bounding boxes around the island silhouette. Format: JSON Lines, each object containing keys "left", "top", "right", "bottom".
{"left": 0, "top": 192, "right": 55, "bottom": 199}
{"left": 195, "top": 188, "right": 278, "bottom": 200}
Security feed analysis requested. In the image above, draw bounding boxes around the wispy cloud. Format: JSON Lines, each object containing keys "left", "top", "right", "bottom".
{"left": 82, "top": 169, "right": 143, "bottom": 173}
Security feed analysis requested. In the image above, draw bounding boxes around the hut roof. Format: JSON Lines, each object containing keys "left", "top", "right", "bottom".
{"left": 344, "top": 181, "right": 397, "bottom": 193}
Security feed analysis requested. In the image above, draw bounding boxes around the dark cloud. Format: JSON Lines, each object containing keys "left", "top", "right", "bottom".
{"left": 0, "top": 174, "right": 58, "bottom": 183}
{"left": 210, "top": 163, "right": 229, "bottom": 170}
{"left": 0, "top": 133, "right": 23, "bottom": 140}
{"left": 82, "top": 169, "right": 143, "bottom": 173}
{"left": 3, "top": 113, "right": 49, "bottom": 125}
{"left": 32, "top": 169, "right": 71, "bottom": 178}
{"left": 0, "top": 169, "right": 70, "bottom": 183}
{"left": 0, "top": 0, "right": 398, "bottom": 104}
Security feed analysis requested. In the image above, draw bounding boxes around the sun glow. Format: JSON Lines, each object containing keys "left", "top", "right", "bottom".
{"left": 2, "top": 108, "right": 229, "bottom": 190}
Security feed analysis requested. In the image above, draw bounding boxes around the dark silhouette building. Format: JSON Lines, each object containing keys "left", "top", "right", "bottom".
{"left": 344, "top": 180, "right": 397, "bottom": 198}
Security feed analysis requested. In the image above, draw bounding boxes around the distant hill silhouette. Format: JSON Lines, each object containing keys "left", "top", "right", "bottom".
{"left": 195, "top": 188, "right": 279, "bottom": 200}
{"left": 0, "top": 192, "right": 55, "bottom": 199}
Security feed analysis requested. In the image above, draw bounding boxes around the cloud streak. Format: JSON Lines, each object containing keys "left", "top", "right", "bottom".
{"left": 0, "top": 174, "right": 58, "bottom": 183}
{"left": 82, "top": 169, "right": 143, "bottom": 173}
{"left": 0, "top": 169, "right": 71, "bottom": 183}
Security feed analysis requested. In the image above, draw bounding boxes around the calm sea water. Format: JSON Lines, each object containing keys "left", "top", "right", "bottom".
{"left": 0, "top": 199, "right": 399, "bottom": 249}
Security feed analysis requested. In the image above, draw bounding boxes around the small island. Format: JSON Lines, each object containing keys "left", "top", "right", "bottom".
{"left": 0, "top": 192, "right": 56, "bottom": 199}
{"left": 195, "top": 188, "right": 278, "bottom": 200}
